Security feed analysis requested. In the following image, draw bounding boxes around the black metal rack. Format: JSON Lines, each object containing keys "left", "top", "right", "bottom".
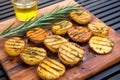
{"left": 0, "top": 0, "right": 120, "bottom": 80}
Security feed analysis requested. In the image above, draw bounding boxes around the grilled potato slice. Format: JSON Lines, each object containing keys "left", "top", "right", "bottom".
{"left": 52, "top": 20, "right": 73, "bottom": 35}
{"left": 44, "top": 35, "right": 68, "bottom": 53}
{"left": 37, "top": 58, "right": 65, "bottom": 80}
{"left": 20, "top": 47, "right": 47, "bottom": 65}
{"left": 4, "top": 37, "right": 25, "bottom": 56}
{"left": 68, "top": 26, "right": 92, "bottom": 42}
{"left": 58, "top": 42, "right": 84, "bottom": 65}
{"left": 89, "top": 36, "right": 114, "bottom": 54}
{"left": 26, "top": 27, "right": 49, "bottom": 43}
{"left": 70, "top": 10, "right": 92, "bottom": 25}
{"left": 88, "top": 22, "right": 109, "bottom": 37}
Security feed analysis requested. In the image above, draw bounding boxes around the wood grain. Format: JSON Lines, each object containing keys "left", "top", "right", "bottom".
{"left": 0, "top": 0, "right": 120, "bottom": 80}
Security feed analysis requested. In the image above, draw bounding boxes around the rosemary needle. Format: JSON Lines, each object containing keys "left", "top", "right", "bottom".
{"left": 0, "top": 5, "right": 80, "bottom": 38}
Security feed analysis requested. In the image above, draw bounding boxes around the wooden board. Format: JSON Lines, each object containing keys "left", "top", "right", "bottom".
{"left": 0, "top": 0, "right": 120, "bottom": 80}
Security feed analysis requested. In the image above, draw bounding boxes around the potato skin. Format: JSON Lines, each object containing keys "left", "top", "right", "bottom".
{"left": 68, "top": 26, "right": 92, "bottom": 42}
{"left": 88, "top": 22, "right": 109, "bottom": 37}
{"left": 4, "top": 37, "right": 25, "bottom": 56}
{"left": 37, "top": 58, "right": 65, "bottom": 80}
{"left": 58, "top": 42, "right": 84, "bottom": 65}
{"left": 70, "top": 10, "right": 92, "bottom": 25}
{"left": 20, "top": 47, "right": 47, "bottom": 65}
{"left": 89, "top": 36, "right": 114, "bottom": 54}
{"left": 52, "top": 20, "right": 73, "bottom": 35}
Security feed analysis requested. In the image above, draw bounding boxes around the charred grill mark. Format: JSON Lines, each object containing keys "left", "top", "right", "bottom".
{"left": 5, "top": 38, "right": 25, "bottom": 54}
{"left": 39, "top": 62, "right": 58, "bottom": 77}
{"left": 61, "top": 46, "right": 82, "bottom": 59}
{"left": 48, "top": 59, "right": 64, "bottom": 69}
{"left": 6, "top": 41, "right": 24, "bottom": 50}
{"left": 49, "top": 41, "right": 67, "bottom": 47}
{"left": 22, "top": 48, "right": 46, "bottom": 57}
{"left": 59, "top": 53, "right": 75, "bottom": 63}
{"left": 89, "top": 23, "right": 107, "bottom": 32}
{"left": 33, "top": 49, "right": 46, "bottom": 54}
{"left": 6, "top": 43, "right": 24, "bottom": 47}
{"left": 43, "top": 61, "right": 63, "bottom": 72}
{"left": 69, "top": 28, "right": 88, "bottom": 39}
{"left": 69, "top": 27, "right": 83, "bottom": 36}
{"left": 74, "top": 32, "right": 87, "bottom": 39}
{"left": 73, "top": 28, "right": 87, "bottom": 37}
{"left": 45, "top": 37, "right": 67, "bottom": 47}
{"left": 7, "top": 39, "right": 23, "bottom": 43}
{"left": 27, "top": 28, "right": 43, "bottom": 36}
{"left": 45, "top": 40, "right": 66, "bottom": 46}
{"left": 30, "top": 30, "right": 46, "bottom": 38}
{"left": 91, "top": 38, "right": 110, "bottom": 43}
{"left": 77, "top": 32, "right": 91, "bottom": 40}
{"left": 8, "top": 47, "right": 23, "bottom": 51}
{"left": 66, "top": 43, "right": 84, "bottom": 57}
{"left": 6, "top": 39, "right": 24, "bottom": 44}
{"left": 60, "top": 48, "right": 78, "bottom": 61}
{"left": 91, "top": 42, "right": 112, "bottom": 48}
{"left": 45, "top": 38, "right": 59, "bottom": 43}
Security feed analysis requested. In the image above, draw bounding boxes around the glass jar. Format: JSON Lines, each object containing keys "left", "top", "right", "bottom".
{"left": 11, "top": 0, "right": 38, "bottom": 21}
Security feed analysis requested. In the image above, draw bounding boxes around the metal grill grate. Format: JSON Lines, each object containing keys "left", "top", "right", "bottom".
{"left": 76, "top": 0, "right": 120, "bottom": 32}
{"left": 0, "top": 0, "right": 120, "bottom": 80}
{"left": 0, "top": 0, "right": 62, "bottom": 22}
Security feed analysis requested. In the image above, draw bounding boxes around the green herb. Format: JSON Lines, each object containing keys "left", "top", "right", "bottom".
{"left": 76, "top": 11, "right": 84, "bottom": 16}
{"left": 0, "top": 5, "right": 80, "bottom": 38}
{"left": 76, "top": 53, "right": 80, "bottom": 58}
{"left": 23, "top": 49, "right": 38, "bottom": 55}
{"left": 59, "top": 21, "right": 69, "bottom": 28}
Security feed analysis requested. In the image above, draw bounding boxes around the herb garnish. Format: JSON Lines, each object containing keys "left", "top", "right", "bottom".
{"left": 0, "top": 4, "right": 80, "bottom": 38}
{"left": 23, "top": 49, "right": 38, "bottom": 55}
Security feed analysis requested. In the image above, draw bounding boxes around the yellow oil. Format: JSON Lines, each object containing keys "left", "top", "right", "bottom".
{"left": 13, "top": 1, "right": 37, "bottom": 21}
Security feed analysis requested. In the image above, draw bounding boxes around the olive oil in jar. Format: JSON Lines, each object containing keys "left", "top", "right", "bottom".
{"left": 12, "top": 0, "right": 38, "bottom": 21}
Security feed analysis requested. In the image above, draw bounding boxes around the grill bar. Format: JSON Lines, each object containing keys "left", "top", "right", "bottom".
{"left": 75, "top": 0, "right": 120, "bottom": 31}
{"left": 0, "top": 1, "right": 11, "bottom": 7}
{"left": 87, "top": 62, "right": 120, "bottom": 80}
{"left": 86, "top": 0, "right": 119, "bottom": 11}
{"left": 96, "top": 7, "right": 120, "bottom": 19}
{"left": 108, "top": 73, "right": 120, "bottom": 80}
{"left": 0, "top": 0, "right": 61, "bottom": 21}
{"left": 92, "top": 2, "right": 120, "bottom": 15}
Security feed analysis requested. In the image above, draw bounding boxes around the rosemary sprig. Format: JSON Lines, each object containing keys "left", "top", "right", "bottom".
{"left": 0, "top": 5, "right": 80, "bottom": 38}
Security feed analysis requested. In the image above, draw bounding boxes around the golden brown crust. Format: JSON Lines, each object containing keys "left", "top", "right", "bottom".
{"left": 52, "top": 20, "right": 73, "bottom": 35}
{"left": 68, "top": 26, "right": 92, "bottom": 42}
{"left": 58, "top": 42, "right": 84, "bottom": 65}
{"left": 4, "top": 37, "right": 25, "bottom": 56}
{"left": 70, "top": 10, "right": 92, "bottom": 25}
{"left": 37, "top": 58, "right": 65, "bottom": 80}
{"left": 44, "top": 35, "right": 68, "bottom": 53}
{"left": 20, "top": 47, "right": 47, "bottom": 65}
{"left": 26, "top": 28, "right": 49, "bottom": 43}
{"left": 88, "top": 22, "right": 109, "bottom": 37}
{"left": 89, "top": 36, "right": 114, "bottom": 54}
